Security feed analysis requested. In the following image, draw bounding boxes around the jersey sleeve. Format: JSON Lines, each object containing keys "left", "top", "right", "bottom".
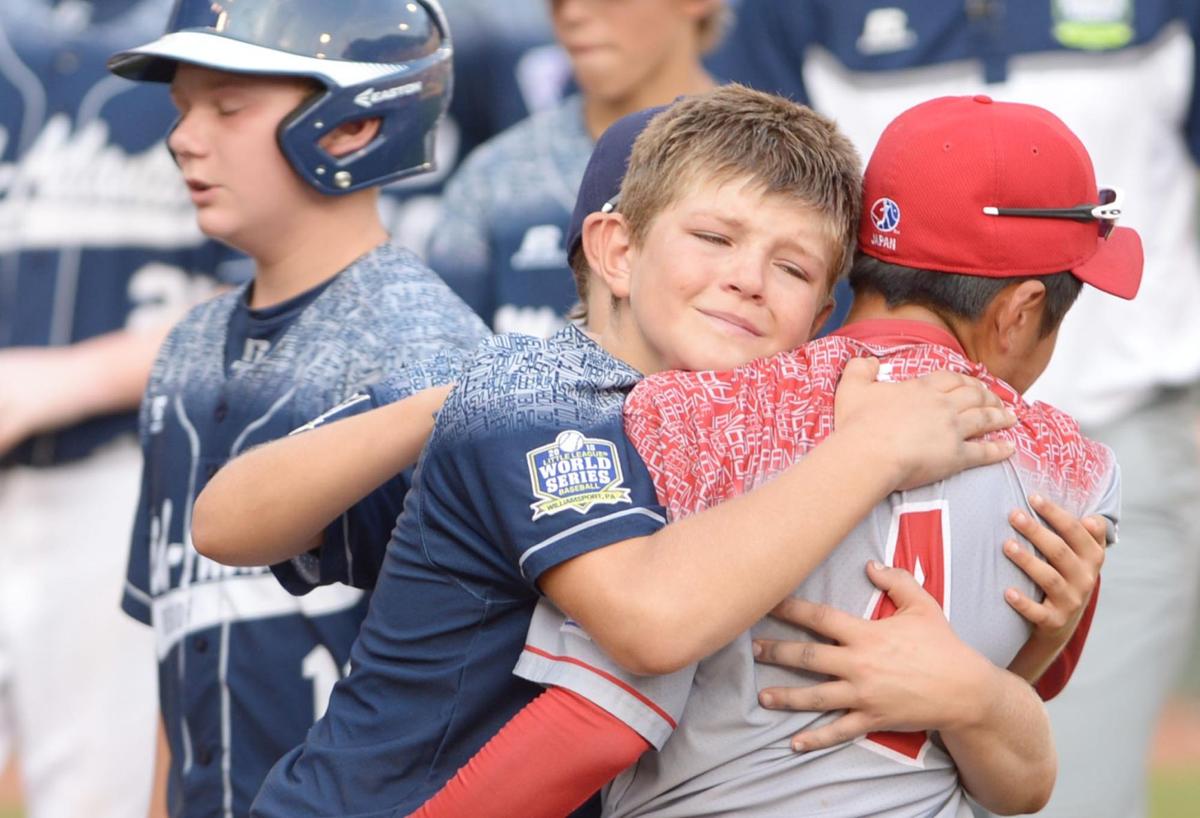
{"left": 513, "top": 598, "right": 695, "bottom": 750}
{"left": 271, "top": 357, "right": 463, "bottom": 594}
{"left": 424, "top": 150, "right": 496, "bottom": 323}
{"left": 421, "top": 385, "right": 668, "bottom": 589}
{"left": 1088, "top": 459, "right": 1122, "bottom": 546}
{"left": 1032, "top": 449, "right": 1121, "bottom": 698}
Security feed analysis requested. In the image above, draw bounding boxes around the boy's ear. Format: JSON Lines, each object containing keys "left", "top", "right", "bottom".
{"left": 809, "top": 296, "right": 836, "bottom": 338}
{"left": 993, "top": 279, "right": 1048, "bottom": 351}
{"left": 682, "top": 0, "right": 721, "bottom": 23}
{"left": 582, "top": 211, "right": 635, "bottom": 299}
{"left": 318, "top": 117, "right": 381, "bottom": 158}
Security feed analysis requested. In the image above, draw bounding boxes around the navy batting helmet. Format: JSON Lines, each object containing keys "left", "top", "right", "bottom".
{"left": 108, "top": 0, "right": 453, "bottom": 195}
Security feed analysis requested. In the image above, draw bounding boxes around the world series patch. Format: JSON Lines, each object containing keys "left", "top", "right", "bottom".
{"left": 527, "top": 430, "right": 632, "bottom": 519}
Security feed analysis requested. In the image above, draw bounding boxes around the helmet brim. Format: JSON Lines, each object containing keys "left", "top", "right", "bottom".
{"left": 108, "top": 31, "right": 404, "bottom": 88}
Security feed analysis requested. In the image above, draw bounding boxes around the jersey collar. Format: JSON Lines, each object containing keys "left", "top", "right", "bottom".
{"left": 832, "top": 319, "right": 967, "bottom": 357}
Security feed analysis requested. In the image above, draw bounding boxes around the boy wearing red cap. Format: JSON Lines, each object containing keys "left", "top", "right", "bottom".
{"left": 420, "top": 95, "right": 1140, "bottom": 817}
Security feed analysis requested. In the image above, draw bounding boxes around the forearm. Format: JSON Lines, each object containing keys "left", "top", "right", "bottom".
{"left": 71, "top": 327, "right": 173, "bottom": 419}
{"left": 551, "top": 429, "right": 901, "bottom": 675}
{"left": 193, "top": 387, "right": 444, "bottom": 565}
{"left": 1009, "top": 580, "right": 1101, "bottom": 695}
{"left": 1007, "top": 632, "right": 1068, "bottom": 687}
{"left": 148, "top": 714, "right": 170, "bottom": 818}
{"left": 942, "top": 667, "right": 1055, "bottom": 815}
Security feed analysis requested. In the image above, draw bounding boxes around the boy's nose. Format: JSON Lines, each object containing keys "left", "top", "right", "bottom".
{"left": 166, "top": 114, "right": 204, "bottom": 160}
{"left": 722, "top": 260, "right": 767, "bottom": 300}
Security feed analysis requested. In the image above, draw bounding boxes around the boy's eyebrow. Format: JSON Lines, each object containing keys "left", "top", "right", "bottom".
{"left": 690, "top": 210, "right": 748, "bottom": 230}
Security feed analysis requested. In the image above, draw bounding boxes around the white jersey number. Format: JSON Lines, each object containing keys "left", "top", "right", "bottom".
{"left": 302, "top": 645, "right": 345, "bottom": 721}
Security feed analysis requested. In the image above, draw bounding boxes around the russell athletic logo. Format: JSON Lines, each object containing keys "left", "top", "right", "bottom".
{"left": 870, "top": 197, "right": 901, "bottom": 252}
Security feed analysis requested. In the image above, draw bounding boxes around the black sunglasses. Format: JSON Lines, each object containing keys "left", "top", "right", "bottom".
{"left": 982, "top": 186, "right": 1122, "bottom": 239}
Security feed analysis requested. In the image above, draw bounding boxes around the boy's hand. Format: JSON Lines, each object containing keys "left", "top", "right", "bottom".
{"left": 1003, "top": 495, "right": 1107, "bottom": 683}
{"left": 833, "top": 357, "right": 1016, "bottom": 491}
{"left": 753, "top": 562, "right": 996, "bottom": 752}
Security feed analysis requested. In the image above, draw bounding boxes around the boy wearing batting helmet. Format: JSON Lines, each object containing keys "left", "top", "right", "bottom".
{"left": 108, "top": 1, "right": 487, "bottom": 814}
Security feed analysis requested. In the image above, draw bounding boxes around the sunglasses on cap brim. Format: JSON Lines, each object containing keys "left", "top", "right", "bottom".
{"left": 982, "top": 186, "right": 1123, "bottom": 239}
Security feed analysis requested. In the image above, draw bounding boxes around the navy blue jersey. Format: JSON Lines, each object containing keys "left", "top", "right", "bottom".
{"left": 252, "top": 326, "right": 667, "bottom": 818}
{"left": 124, "top": 243, "right": 488, "bottom": 818}
{"left": 380, "top": 0, "right": 563, "bottom": 254}
{"left": 426, "top": 96, "right": 593, "bottom": 335}
{"left": 441, "top": 0, "right": 563, "bottom": 158}
{"left": 714, "top": 0, "right": 1200, "bottom": 108}
{"left": 0, "top": 0, "right": 246, "bottom": 467}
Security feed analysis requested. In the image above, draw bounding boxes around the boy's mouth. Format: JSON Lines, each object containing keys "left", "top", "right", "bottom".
{"left": 697, "top": 309, "right": 764, "bottom": 338}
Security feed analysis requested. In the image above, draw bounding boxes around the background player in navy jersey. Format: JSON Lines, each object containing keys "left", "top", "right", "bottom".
{"left": 426, "top": 0, "right": 728, "bottom": 336}
{"left": 107, "top": 0, "right": 487, "bottom": 814}
{"left": 711, "top": 6, "right": 1200, "bottom": 815}
{"left": 376, "top": 0, "right": 558, "bottom": 256}
{"left": 0, "top": 1, "right": 247, "bottom": 815}
{"left": 421, "top": 94, "right": 1134, "bottom": 818}
{"left": 245, "top": 86, "right": 1072, "bottom": 818}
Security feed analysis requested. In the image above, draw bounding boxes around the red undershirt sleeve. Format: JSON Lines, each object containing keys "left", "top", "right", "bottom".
{"left": 1034, "top": 575, "right": 1101, "bottom": 701}
{"left": 408, "top": 686, "right": 652, "bottom": 818}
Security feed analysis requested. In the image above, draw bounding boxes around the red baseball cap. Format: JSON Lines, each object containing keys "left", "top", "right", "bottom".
{"left": 859, "top": 95, "right": 1142, "bottom": 300}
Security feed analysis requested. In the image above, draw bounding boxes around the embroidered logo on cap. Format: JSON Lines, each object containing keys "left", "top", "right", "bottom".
{"left": 871, "top": 198, "right": 901, "bottom": 233}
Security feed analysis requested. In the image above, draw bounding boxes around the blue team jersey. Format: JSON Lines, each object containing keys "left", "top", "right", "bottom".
{"left": 426, "top": 96, "right": 593, "bottom": 336}
{"left": 123, "top": 243, "right": 488, "bottom": 818}
{"left": 713, "top": 0, "right": 1200, "bottom": 148}
{"left": 0, "top": 0, "right": 245, "bottom": 466}
{"left": 252, "top": 325, "right": 667, "bottom": 818}
{"left": 380, "top": 0, "right": 562, "bottom": 254}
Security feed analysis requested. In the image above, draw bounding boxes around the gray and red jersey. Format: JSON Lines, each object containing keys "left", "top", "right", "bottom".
{"left": 515, "top": 318, "right": 1119, "bottom": 818}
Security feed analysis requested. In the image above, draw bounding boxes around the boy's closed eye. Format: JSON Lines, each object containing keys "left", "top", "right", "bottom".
{"left": 692, "top": 231, "right": 731, "bottom": 247}
{"left": 776, "top": 261, "right": 812, "bottom": 282}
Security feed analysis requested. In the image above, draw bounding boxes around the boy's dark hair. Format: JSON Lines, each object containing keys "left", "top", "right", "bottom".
{"left": 849, "top": 254, "right": 1084, "bottom": 337}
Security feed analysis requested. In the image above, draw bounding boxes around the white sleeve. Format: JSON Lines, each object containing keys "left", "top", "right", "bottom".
{"left": 514, "top": 598, "right": 696, "bottom": 750}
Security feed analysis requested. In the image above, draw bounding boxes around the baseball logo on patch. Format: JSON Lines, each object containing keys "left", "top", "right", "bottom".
{"left": 527, "top": 431, "right": 632, "bottom": 520}
{"left": 871, "top": 198, "right": 901, "bottom": 233}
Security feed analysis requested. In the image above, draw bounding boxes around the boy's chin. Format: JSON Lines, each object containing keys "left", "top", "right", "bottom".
{"left": 678, "top": 343, "right": 769, "bottom": 373}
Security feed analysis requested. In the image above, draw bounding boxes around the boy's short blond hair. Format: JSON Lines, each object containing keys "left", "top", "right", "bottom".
{"left": 568, "top": 85, "right": 862, "bottom": 322}
{"left": 621, "top": 84, "right": 862, "bottom": 287}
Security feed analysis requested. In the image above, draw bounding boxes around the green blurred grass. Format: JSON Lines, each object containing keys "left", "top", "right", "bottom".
{"left": 1150, "top": 767, "right": 1200, "bottom": 818}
